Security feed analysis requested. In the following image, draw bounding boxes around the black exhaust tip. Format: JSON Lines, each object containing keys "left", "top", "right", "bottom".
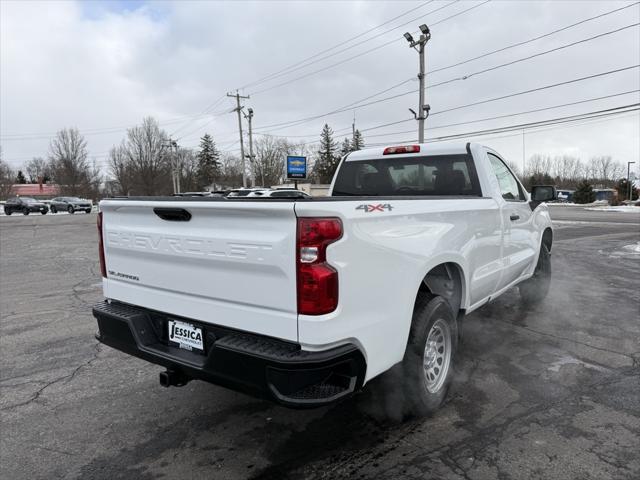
{"left": 159, "top": 369, "right": 190, "bottom": 388}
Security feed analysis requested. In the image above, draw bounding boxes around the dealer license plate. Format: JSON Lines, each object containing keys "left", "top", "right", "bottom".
{"left": 168, "top": 320, "right": 204, "bottom": 352}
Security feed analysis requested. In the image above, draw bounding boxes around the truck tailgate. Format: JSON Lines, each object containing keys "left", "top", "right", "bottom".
{"left": 100, "top": 200, "right": 298, "bottom": 341}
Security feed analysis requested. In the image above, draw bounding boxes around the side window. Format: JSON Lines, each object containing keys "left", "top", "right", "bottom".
{"left": 487, "top": 153, "right": 525, "bottom": 201}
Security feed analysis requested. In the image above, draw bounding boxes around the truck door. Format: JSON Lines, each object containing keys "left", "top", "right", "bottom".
{"left": 486, "top": 152, "right": 537, "bottom": 290}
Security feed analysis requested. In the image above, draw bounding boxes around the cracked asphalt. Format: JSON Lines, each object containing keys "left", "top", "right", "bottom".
{"left": 1, "top": 206, "right": 639, "bottom": 480}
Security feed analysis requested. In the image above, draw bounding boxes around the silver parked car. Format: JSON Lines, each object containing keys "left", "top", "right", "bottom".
{"left": 49, "top": 197, "right": 92, "bottom": 214}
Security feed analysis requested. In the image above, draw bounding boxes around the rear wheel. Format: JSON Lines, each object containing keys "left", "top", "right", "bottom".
{"left": 85, "top": 209, "right": 91, "bottom": 214}
{"left": 23, "top": 208, "right": 29, "bottom": 215}
{"left": 67, "top": 205, "right": 74, "bottom": 214}
{"left": 403, "top": 294, "right": 457, "bottom": 416}
{"left": 41, "top": 210, "right": 47, "bottom": 215}
{"left": 5, "top": 209, "right": 11, "bottom": 216}
{"left": 50, "top": 206, "right": 57, "bottom": 214}
{"left": 519, "top": 244, "right": 551, "bottom": 305}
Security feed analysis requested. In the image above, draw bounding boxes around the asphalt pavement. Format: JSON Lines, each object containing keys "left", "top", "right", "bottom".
{"left": 1, "top": 206, "right": 639, "bottom": 480}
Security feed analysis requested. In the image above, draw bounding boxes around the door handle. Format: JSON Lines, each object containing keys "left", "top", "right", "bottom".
{"left": 510, "top": 214, "right": 520, "bottom": 221}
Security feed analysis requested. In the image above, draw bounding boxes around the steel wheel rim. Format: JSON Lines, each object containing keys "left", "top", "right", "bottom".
{"left": 422, "top": 318, "right": 452, "bottom": 393}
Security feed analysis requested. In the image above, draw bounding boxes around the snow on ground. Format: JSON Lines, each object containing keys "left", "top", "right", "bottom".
{"left": 548, "top": 200, "right": 610, "bottom": 207}
{"left": 584, "top": 206, "right": 640, "bottom": 213}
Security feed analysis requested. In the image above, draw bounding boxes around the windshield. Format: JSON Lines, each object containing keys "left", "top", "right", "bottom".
{"left": 332, "top": 154, "right": 482, "bottom": 197}
{"left": 22, "top": 197, "right": 38, "bottom": 203}
{"left": 65, "top": 197, "right": 82, "bottom": 201}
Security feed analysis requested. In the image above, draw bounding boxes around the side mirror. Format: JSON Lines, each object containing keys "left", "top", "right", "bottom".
{"left": 530, "top": 185, "right": 557, "bottom": 210}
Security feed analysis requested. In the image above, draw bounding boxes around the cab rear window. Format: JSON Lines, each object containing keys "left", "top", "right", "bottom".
{"left": 332, "top": 154, "right": 482, "bottom": 197}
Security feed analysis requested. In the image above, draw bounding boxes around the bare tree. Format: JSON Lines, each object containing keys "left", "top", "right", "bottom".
{"left": 48, "top": 128, "right": 95, "bottom": 196}
{"left": 121, "top": 117, "right": 171, "bottom": 196}
{"left": 252, "top": 135, "right": 303, "bottom": 187}
{"left": 218, "top": 153, "right": 243, "bottom": 188}
{"left": 107, "top": 144, "right": 132, "bottom": 196}
{"left": 25, "top": 157, "right": 51, "bottom": 183}
{"left": 177, "top": 148, "right": 199, "bottom": 192}
{"left": 0, "top": 159, "right": 15, "bottom": 200}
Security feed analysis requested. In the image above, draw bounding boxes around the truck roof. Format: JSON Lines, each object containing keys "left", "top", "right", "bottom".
{"left": 345, "top": 141, "right": 472, "bottom": 162}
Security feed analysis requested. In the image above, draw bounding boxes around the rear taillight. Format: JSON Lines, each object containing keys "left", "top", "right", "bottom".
{"left": 296, "top": 217, "right": 342, "bottom": 315}
{"left": 97, "top": 211, "right": 107, "bottom": 278}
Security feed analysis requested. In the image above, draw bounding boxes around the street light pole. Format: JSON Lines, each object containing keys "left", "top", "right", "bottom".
{"left": 404, "top": 25, "right": 431, "bottom": 143}
{"left": 627, "top": 161, "right": 636, "bottom": 201}
{"left": 244, "top": 108, "right": 259, "bottom": 187}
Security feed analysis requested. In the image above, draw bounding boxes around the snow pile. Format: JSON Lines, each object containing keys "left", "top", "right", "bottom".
{"left": 584, "top": 206, "right": 640, "bottom": 213}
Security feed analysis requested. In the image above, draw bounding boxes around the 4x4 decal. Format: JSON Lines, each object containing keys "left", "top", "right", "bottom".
{"left": 356, "top": 204, "right": 393, "bottom": 213}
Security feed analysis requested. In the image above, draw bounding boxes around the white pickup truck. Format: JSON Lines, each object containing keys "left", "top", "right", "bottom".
{"left": 93, "top": 142, "right": 555, "bottom": 414}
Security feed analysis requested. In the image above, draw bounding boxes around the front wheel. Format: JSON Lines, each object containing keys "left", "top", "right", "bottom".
{"left": 403, "top": 294, "right": 458, "bottom": 416}
{"left": 85, "top": 209, "right": 91, "bottom": 214}
{"left": 41, "top": 210, "right": 47, "bottom": 215}
{"left": 519, "top": 244, "right": 551, "bottom": 305}
{"left": 23, "top": 208, "right": 29, "bottom": 215}
{"left": 50, "top": 206, "right": 57, "bottom": 214}
{"left": 67, "top": 205, "right": 74, "bottom": 214}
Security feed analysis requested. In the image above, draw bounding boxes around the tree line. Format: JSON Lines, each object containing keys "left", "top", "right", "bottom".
{"left": 1, "top": 119, "right": 636, "bottom": 201}
{"left": 0, "top": 118, "right": 366, "bottom": 199}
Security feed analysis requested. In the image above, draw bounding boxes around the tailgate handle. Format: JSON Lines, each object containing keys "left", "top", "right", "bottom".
{"left": 153, "top": 208, "right": 192, "bottom": 222}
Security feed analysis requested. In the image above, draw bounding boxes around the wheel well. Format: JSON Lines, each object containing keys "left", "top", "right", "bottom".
{"left": 418, "top": 263, "right": 464, "bottom": 315}
{"left": 542, "top": 228, "right": 553, "bottom": 252}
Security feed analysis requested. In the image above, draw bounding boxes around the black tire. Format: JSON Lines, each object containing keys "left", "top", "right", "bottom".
{"left": 85, "top": 209, "right": 91, "bottom": 214}
{"left": 23, "top": 208, "right": 29, "bottom": 215}
{"left": 67, "top": 205, "right": 74, "bottom": 214}
{"left": 402, "top": 294, "right": 458, "bottom": 416}
{"left": 50, "top": 206, "right": 57, "bottom": 214}
{"left": 41, "top": 210, "right": 47, "bottom": 215}
{"left": 519, "top": 244, "right": 551, "bottom": 305}
{"left": 5, "top": 209, "right": 11, "bottom": 216}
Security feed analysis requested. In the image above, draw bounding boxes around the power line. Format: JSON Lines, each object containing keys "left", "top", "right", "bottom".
{"left": 240, "top": 0, "right": 438, "bottom": 90}
{"left": 253, "top": 77, "right": 416, "bottom": 133}
{"left": 243, "top": 1, "right": 459, "bottom": 91}
{"left": 168, "top": 94, "right": 227, "bottom": 137}
{"left": 430, "top": 1, "right": 639, "bottom": 75}
{"left": 367, "top": 109, "right": 640, "bottom": 147}
{"left": 388, "top": 104, "right": 640, "bottom": 144}
{"left": 364, "top": 90, "right": 640, "bottom": 138}
{"left": 257, "top": 59, "right": 640, "bottom": 136}
{"left": 0, "top": 111, "right": 225, "bottom": 141}
{"left": 249, "top": 1, "right": 490, "bottom": 96}
{"left": 429, "top": 22, "right": 639, "bottom": 89}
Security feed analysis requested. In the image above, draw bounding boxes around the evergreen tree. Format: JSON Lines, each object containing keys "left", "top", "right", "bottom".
{"left": 340, "top": 138, "right": 351, "bottom": 157}
{"left": 196, "top": 133, "right": 220, "bottom": 189}
{"left": 351, "top": 129, "right": 364, "bottom": 151}
{"left": 314, "top": 124, "right": 340, "bottom": 183}
{"left": 573, "top": 180, "right": 596, "bottom": 204}
{"left": 16, "top": 170, "right": 27, "bottom": 184}
{"left": 615, "top": 178, "right": 638, "bottom": 201}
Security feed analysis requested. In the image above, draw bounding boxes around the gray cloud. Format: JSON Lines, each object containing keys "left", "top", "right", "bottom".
{"left": 1, "top": 0, "right": 639, "bottom": 176}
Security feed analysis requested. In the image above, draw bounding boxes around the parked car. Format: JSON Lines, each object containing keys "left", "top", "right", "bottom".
{"left": 246, "top": 189, "right": 311, "bottom": 198}
{"left": 49, "top": 197, "right": 92, "bottom": 214}
{"left": 93, "top": 142, "right": 555, "bottom": 414}
{"left": 3, "top": 197, "right": 48, "bottom": 215}
{"left": 225, "top": 188, "right": 267, "bottom": 197}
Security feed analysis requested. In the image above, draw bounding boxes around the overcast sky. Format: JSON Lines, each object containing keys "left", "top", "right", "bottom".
{"left": 1, "top": 0, "right": 639, "bottom": 177}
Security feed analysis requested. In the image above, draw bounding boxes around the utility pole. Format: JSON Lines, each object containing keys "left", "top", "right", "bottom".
{"left": 227, "top": 91, "right": 250, "bottom": 187}
{"left": 244, "top": 108, "right": 259, "bottom": 187}
{"left": 403, "top": 25, "right": 431, "bottom": 143}
{"left": 628, "top": 161, "right": 636, "bottom": 201}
